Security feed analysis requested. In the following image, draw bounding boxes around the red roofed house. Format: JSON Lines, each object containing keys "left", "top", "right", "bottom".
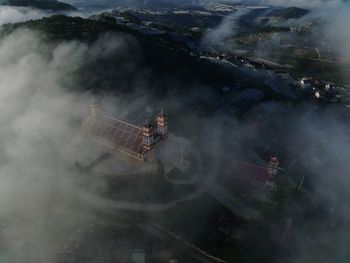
{"left": 229, "top": 160, "right": 273, "bottom": 185}
{"left": 82, "top": 97, "right": 168, "bottom": 162}
{"left": 223, "top": 156, "right": 279, "bottom": 192}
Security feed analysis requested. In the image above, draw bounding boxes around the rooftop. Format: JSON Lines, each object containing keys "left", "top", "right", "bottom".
{"left": 224, "top": 160, "right": 272, "bottom": 184}
{"left": 90, "top": 113, "right": 144, "bottom": 155}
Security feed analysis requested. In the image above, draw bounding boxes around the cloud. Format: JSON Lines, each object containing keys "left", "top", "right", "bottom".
{"left": 0, "top": 28, "right": 142, "bottom": 262}
{"left": 0, "top": 3, "right": 349, "bottom": 262}
{"left": 252, "top": 0, "right": 342, "bottom": 8}
{"left": 320, "top": 6, "right": 350, "bottom": 61}
{"left": 278, "top": 107, "right": 350, "bottom": 263}
{"left": 0, "top": 6, "right": 47, "bottom": 25}
{"left": 201, "top": 8, "right": 250, "bottom": 51}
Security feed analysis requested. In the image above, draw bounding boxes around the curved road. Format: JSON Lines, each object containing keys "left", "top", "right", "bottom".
{"left": 76, "top": 144, "right": 219, "bottom": 212}
{"left": 76, "top": 143, "right": 259, "bottom": 220}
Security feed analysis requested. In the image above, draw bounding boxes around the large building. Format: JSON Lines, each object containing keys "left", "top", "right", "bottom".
{"left": 82, "top": 97, "right": 168, "bottom": 162}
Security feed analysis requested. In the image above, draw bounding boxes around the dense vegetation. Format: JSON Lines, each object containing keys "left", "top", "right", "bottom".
{"left": 0, "top": 15, "right": 262, "bottom": 99}
{"left": 0, "top": 15, "right": 134, "bottom": 40}
{"left": 268, "top": 7, "right": 309, "bottom": 19}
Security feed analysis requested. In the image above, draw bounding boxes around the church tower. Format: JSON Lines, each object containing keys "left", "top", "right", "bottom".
{"left": 90, "top": 96, "right": 100, "bottom": 121}
{"left": 142, "top": 120, "right": 156, "bottom": 161}
{"left": 156, "top": 110, "right": 168, "bottom": 139}
{"left": 268, "top": 156, "right": 280, "bottom": 177}
{"left": 82, "top": 96, "right": 100, "bottom": 136}
{"left": 142, "top": 120, "right": 155, "bottom": 150}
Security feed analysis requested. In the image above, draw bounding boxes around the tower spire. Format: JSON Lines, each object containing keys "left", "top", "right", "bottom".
{"left": 90, "top": 95, "right": 100, "bottom": 119}
{"left": 142, "top": 119, "right": 155, "bottom": 161}
{"left": 82, "top": 95, "right": 100, "bottom": 136}
{"left": 156, "top": 109, "right": 168, "bottom": 138}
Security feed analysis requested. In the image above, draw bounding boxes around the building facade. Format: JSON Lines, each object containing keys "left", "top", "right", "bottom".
{"left": 82, "top": 98, "right": 168, "bottom": 162}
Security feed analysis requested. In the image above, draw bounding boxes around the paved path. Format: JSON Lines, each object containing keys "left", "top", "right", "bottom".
{"left": 76, "top": 145, "right": 218, "bottom": 212}
{"left": 97, "top": 210, "right": 227, "bottom": 263}
{"left": 209, "top": 183, "right": 260, "bottom": 221}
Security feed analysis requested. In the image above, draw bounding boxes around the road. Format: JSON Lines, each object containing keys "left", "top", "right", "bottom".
{"left": 96, "top": 209, "right": 227, "bottom": 263}
{"left": 209, "top": 183, "right": 260, "bottom": 221}
{"left": 76, "top": 146, "right": 260, "bottom": 220}
{"left": 76, "top": 145, "right": 217, "bottom": 212}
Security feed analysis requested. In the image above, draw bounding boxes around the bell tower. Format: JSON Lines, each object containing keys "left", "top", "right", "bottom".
{"left": 90, "top": 96, "right": 100, "bottom": 121}
{"left": 142, "top": 120, "right": 155, "bottom": 150}
{"left": 142, "top": 120, "right": 156, "bottom": 161}
{"left": 82, "top": 96, "right": 100, "bottom": 135}
{"left": 268, "top": 156, "right": 280, "bottom": 177}
{"left": 156, "top": 109, "right": 168, "bottom": 139}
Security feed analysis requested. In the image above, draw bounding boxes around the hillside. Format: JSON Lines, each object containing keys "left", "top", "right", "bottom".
{"left": 1, "top": 15, "right": 134, "bottom": 40}
{"left": 268, "top": 7, "right": 309, "bottom": 19}
{"left": 0, "top": 15, "right": 260, "bottom": 98}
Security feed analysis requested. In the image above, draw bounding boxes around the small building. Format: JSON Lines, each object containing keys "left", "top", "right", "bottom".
{"left": 218, "top": 157, "right": 281, "bottom": 203}
{"left": 229, "top": 160, "right": 276, "bottom": 187}
{"left": 82, "top": 97, "right": 168, "bottom": 162}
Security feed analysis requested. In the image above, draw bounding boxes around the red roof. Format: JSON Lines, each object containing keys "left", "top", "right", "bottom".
{"left": 227, "top": 160, "right": 271, "bottom": 183}
{"left": 90, "top": 113, "right": 144, "bottom": 155}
